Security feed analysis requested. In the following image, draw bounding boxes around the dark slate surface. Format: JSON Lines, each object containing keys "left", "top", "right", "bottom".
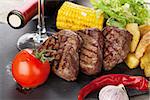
{"left": 0, "top": 17, "right": 149, "bottom": 100}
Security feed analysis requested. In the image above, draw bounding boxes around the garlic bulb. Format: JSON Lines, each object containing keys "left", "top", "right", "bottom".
{"left": 99, "top": 84, "right": 129, "bottom": 100}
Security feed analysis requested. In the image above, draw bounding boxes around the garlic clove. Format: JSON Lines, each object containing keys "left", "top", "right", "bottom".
{"left": 99, "top": 84, "right": 129, "bottom": 100}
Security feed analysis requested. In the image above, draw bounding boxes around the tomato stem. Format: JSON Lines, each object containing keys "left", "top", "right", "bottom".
{"left": 34, "top": 49, "right": 55, "bottom": 63}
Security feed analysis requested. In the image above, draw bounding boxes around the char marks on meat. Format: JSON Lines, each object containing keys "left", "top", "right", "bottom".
{"left": 38, "top": 30, "right": 83, "bottom": 81}
{"left": 102, "top": 26, "right": 132, "bottom": 70}
{"left": 38, "top": 27, "right": 132, "bottom": 81}
{"left": 76, "top": 28, "right": 104, "bottom": 75}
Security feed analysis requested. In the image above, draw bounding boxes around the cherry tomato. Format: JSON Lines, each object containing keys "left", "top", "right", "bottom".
{"left": 12, "top": 49, "right": 50, "bottom": 88}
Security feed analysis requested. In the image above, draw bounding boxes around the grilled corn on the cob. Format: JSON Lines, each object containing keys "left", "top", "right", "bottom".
{"left": 56, "top": 2, "right": 104, "bottom": 30}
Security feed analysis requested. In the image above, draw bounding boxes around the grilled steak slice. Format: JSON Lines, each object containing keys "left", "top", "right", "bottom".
{"left": 102, "top": 26, "right": 132, "bottom": 70}
{"left": 76, "top": 28, "right": 104, "bottom": 75}
{"left": 38, "top": 30, "right": 83, "bottom": 81}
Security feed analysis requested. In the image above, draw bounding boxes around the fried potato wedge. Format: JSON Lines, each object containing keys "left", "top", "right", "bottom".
{"left": 141, "top": 46, "right": 150, "bottom": 77}
{"left": 125, "top": 53, "right": 139, "bottom": 69}
{"left": 135, "top": 31, "right": 150, "bottom": 59}
{"left": 140, "top": 46, "right": 150, "bottom": 69}
{"left": 126, "top": 23, "right": 140, "bottom": 53}
{"left": 139, "top": 25, "right": 150, "bottom": 37}
{"left": 144, "top": 66, "right": 150, "bottom": 77}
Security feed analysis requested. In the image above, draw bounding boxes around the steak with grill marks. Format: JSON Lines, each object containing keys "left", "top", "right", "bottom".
{"left": 76, "top": 28, "right": 104, "bottom": 75}
{"left": 102, "top": 26, "right": 132, "bottom": 70}
{"left": 38, "top": 30, "right": 83, "bottom": 81}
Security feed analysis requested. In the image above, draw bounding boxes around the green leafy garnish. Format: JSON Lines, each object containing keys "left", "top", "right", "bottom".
{"left": 90, "top": 0, "right": 150, "bottom": 28}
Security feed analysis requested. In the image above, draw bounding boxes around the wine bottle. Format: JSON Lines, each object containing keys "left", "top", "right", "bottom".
{"left": 45, "top": 0, "right": 76, "bottom": 15}
{"left": 7, "top": 0, "right": 37, "bottom": 29}
{"left": 7, "top": 0, "right": 76, "bottom": 29}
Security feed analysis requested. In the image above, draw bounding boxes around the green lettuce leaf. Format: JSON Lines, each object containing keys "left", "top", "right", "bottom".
{"left": 90, "top": 0, "right": 150, "bottom": 28}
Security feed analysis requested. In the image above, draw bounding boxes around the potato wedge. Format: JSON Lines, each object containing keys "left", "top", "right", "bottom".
{"left": 144, "top": 66, "right": 150, "bottom": 77}
{"left": 140, "top": 46, "right": 150, "bottom": 69}
{"left": 125, "top": 53, "right": 139, "bottom": 69}
{"left": 141, "top": 46, "right": 150, "bottom": 77}
{"left": 126, "top": 23, "right": 140, "bottom": 53}
{"left": 139, "top": 25, "right": 150, "bottom": 37}
{"left": 135, "top": 31, "right": 150, "bottom": 59}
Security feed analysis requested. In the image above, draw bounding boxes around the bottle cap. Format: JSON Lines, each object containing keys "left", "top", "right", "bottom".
{"left": 7, "top": 10, "right": 24, "bottom": 29}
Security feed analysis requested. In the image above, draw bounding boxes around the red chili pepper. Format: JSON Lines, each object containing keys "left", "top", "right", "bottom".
{"left": 78, "top": 74, "right": 149, "bottom": 100}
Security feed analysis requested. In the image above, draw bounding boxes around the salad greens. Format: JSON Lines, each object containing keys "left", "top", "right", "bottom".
{"left": 90, "top": 0, "right": 150, "bottom": 28}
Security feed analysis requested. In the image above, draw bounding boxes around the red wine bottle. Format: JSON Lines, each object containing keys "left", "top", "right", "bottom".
{"left": 7, "top": 0, "right": 76, "bottom": 29}
{"left": 7, "top": 0, "right": 37, "bottom": 29}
